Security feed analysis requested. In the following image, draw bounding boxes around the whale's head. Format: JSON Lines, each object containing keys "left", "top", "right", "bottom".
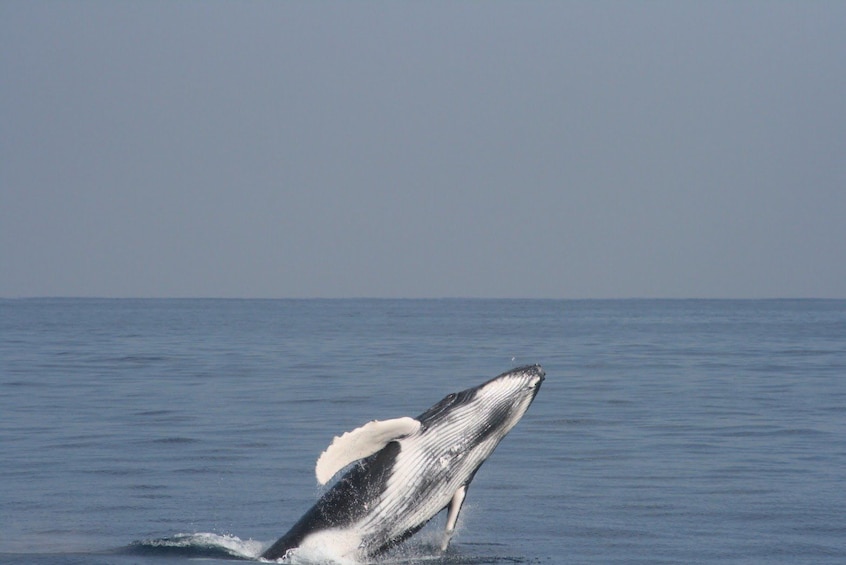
{"left": 416, "top": 364, "right": 544, "bottom": 447}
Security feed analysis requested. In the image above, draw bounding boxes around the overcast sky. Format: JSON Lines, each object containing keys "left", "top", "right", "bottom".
{"left": 2, "top": 2, "right": 844, "bottom": 298}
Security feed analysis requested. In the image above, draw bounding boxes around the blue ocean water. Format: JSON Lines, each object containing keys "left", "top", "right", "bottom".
{"left": 1, "top": 298, "right": 845, "bottom": 564}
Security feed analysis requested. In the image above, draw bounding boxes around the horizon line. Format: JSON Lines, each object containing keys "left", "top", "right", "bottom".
{"left": 2, "top": 295, "right": 844, "bottom": 301}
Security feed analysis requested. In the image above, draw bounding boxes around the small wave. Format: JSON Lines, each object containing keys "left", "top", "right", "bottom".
{"left": 149, "top": 436, "right": 200, "bottom": 444}
{"left": 127, "top": 532, "right": 264, "bottom": 560}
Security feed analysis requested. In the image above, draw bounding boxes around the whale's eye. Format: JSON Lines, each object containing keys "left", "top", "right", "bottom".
{"left": 446, "top": 393, "right": 457, "bottom": 403}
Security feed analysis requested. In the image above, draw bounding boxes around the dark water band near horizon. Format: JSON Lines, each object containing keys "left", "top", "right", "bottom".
{"left": 1, "top": 298, "right": 845, "bottom": 564}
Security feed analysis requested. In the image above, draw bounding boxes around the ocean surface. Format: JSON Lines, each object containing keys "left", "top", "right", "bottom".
{"left": 1, "top": 298, "right": 845, "bottom": 564}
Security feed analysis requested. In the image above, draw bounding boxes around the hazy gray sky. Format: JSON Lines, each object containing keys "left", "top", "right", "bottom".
{"left": 2, "top": 2, "right": 844, "bottom": 298}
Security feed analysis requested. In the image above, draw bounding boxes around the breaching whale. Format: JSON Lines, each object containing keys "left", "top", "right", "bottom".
{"left": 262, "top": 364, "right": 544, "bottom": 561}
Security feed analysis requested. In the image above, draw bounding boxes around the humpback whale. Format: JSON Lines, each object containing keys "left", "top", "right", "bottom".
{"left": 262, "top": 364, "right": 544, "bottom": 561}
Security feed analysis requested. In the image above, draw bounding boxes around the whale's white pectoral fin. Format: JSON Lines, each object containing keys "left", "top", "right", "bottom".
{"left": 315, "top": 416, "right": 421, "bottom": 485}
{"left": 441, "top": 484, "right": 468, "bottom": 552}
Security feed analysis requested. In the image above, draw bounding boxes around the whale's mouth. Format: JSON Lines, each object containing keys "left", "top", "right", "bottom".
{"left": 490, "top": 364, "right": 545, "bottom": 396}
{"left": 527, "top": 366, "right": 545, "bottom": 387}
{"left": 531, "top": 366, "right": 545, "bottom": 390}
{"left": 518, "top": 364, "right": 545, "bottom": 380}
{"left": 501, "top": 363, "right": 544, "bottom": 380}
